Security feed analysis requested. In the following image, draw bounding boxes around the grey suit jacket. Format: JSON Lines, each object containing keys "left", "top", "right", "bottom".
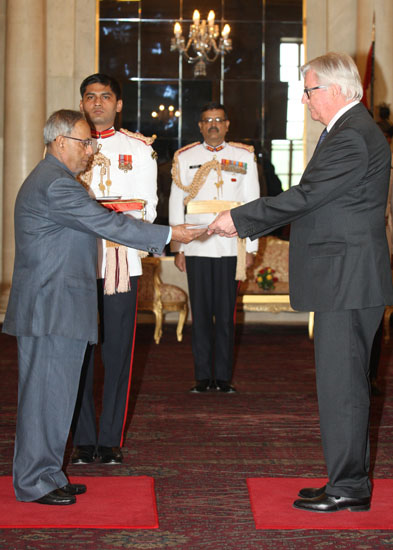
{"left": 3, "top": 153, "right": 169, "bottom": 342}
{"left": 232, "top": 103, "right": 393, "bottom": 312}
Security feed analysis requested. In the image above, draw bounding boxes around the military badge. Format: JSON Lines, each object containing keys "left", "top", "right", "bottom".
{"left": 119, "top": 154, "right": 133, "bottom": 172}
{"left": 221, "top": 159, "right": 247, "bottom": 174}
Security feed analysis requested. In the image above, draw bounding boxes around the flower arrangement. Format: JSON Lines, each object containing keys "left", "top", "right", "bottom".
{"left": 256, "top": 267, "right": 278, "bottom": 290}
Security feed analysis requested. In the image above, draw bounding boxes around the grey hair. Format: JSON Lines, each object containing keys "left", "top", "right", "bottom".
{"left": 43, "top": 109, "right": 85, "bottom": 145}
{"left": 301, "top": 52, "right": 363, "bottom": 101}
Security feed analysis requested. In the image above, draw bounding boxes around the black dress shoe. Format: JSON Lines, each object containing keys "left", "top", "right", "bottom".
{"left": 190, "top": 379, "right": 211, "bottom": 393}
{"left": 216, "top": 380, "right": 237, "bottom": 393}
{"left": 34, "top": 489, "right": 76, "bottom": 505}
{"left": 61, "top": 482, "right": 87, "bottom": 495}
{"left": 298, "top": 485, "right": 326, "bottom": 498}
{"left": 97, "top": 446, "right": 123, "bottom": 464}
{"left": 293, "top": 493, "right": 371, "bottom": 512}
{"left": 71, "top": 445, "right": 96, "bottom": 464}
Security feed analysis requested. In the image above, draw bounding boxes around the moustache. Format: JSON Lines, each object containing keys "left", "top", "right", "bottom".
{"left": 208, "top": 127, "right": 219, "bottom": 132}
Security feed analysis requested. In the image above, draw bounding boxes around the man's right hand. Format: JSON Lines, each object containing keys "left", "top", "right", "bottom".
{"left": 171, "top": 224, "right": 207, "bottom": 244}
{"left": 174, "top": 252, "right": 186, "bottom": 272}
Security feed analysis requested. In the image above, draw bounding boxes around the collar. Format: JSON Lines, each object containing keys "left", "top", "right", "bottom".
{"left": 327, "top": 101, "right": 359, "bottom": 132}
{"left": 203, "top": 141, "right": 226, "bottom": 153}
{"left": 90, "top": 127, "right": 116, "bottom": 139}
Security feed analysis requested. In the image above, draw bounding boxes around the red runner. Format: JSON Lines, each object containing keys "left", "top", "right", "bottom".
{"left": 0, "top": 476, "right": 158, "bottom": 529}
{"left": 247, "top": 477, "right": 393, "bottom": 530}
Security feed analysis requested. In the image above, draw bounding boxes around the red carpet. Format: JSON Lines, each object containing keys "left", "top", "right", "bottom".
{"left": 0, "top": 476, "right": 158, "bottom": 529}
{"left": 247, "top": 478, "right": 393, "bottom": 530}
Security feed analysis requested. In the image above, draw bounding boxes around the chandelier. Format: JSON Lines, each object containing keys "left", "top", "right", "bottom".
{"left": 171, "top": 10, "right": 232, "bottom": 77}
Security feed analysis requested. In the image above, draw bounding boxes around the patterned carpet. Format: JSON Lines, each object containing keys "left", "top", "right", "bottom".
{"left": 1, "top": 322, "right": 393, "bottom": 549}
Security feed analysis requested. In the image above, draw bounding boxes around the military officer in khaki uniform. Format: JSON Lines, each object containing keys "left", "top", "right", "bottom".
{"left": 169, "top": 102, "right": 260, "bottom": 393}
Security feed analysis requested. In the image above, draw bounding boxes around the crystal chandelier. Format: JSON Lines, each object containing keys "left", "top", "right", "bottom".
{"left": 171, "top": 10, "right": 232, "bottom": 77}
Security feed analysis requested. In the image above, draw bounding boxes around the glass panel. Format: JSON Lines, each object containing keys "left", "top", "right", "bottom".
{"left": 286, "top": 121, "right": 302, "bottom": 140}
{"left": 119, "top": 80, "right": 138, "bottom": 130}
{"left": 280, "top": 66, "right": 299, "bottom": 82}
{"left": 141, "top": 0, "right": 179, "bottom": 19}
{"left": 280, "top": 43, "right": 299, "bottom": 66}
{"left": 100, "top": 21, "right": 138, "bottom": 79}
{"left": 224, "top": 81, "right": 261, "bottom": 142}
{"left": 288, "top": 81, "right": 303, "bottom": 101}
{"left": 181, "top": 80, "right": 213, "bottom": 143}
{"left": 224, "top": 22, "right": 262, "bottom": 80}
{"left": 181, "top": 53, "right": 222, "bottom": 81}
{"left": 140, "top": 81, "right": 179, "bottom": 139}
{"left": 182, "top": 0, "right": 222, "bottom": 20}
{"left": 100, "top": 0, "right": 139, "bottom": 19}
{"left": 99, "top": 0, "right": 304, "bottom": 189}
{"left": 266, "top": 0, "right": 302, "bottom": 21}
{"left": 141, "top": 22, "right": 179, "bottom": 78}
{"left": 287, "top": 100, "right": 303, "bottom": 123}
{"left": 224, "top": 0, "right": 262, "bottom": 21}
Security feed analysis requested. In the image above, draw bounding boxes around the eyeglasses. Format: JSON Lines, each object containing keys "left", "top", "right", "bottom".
{"left": 303, "top": 86, "right": 328, "bottom": 99}
{"left": 200, "top": 117, "right": 228, "bottom": 124}
{"left": 60, "top": 136, "right": 94, "bottom": 149}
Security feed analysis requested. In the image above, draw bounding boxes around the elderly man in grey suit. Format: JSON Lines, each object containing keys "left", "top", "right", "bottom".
{"left": 2, "top": 109, "right": 204, "bottom": 505}
{"left": 209, "top": 52, "right": 393, "bottom": 513}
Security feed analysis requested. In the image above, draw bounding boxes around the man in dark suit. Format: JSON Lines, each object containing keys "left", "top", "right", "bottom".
{"left": 2, "top": 109, "right": 203, "bottom": 505}
{"left": 209, "top": 52, "right": 393, "bottom": 513}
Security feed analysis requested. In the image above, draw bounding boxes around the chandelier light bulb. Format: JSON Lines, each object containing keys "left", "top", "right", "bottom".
{"left": 168, "top": 105, "right": 174, "bottom": 112}
{"left": 192, "top": 9, "right": 200, "bottom": 25}
{"left": 207, "top": 10, "right": 215, "bottom": 26}
{"left": 151, "top": 111, "right": 158, "bottom": 118}
{"left": 222, "top": 24, "right": 231, "bottom": 39}
{"left": 159, "top": 104, "right": 165, "bottom": 111}
{"left": 174, "top": 22, "right": 182, "bottom": 37}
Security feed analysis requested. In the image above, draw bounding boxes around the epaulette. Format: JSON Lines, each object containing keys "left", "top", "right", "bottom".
{"left": 120, "top": 128, "right": 156, "bottom": 146}
{"left": 228, "top": 141, "right": 255, "bottom": 154}
{"left": 177, "top": 142, "right": 200, "bottom": 155}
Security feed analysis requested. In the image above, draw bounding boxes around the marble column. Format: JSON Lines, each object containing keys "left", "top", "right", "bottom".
{"left": 303, "top": 0, "right": 357, "bottom": 162}
{"left": 0, "top": 0, "right": 46, "bottom": 313}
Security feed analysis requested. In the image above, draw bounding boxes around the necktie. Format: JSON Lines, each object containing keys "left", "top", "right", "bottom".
{"left": 316, "top": 128, "right": 328, "bottom": 148}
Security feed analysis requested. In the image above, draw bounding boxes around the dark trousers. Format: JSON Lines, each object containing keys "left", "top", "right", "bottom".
{"left": 72, "top": 276, "right": 138, "bottom": 448}
{"left": 185, "top": 256, "right": 238, "bottom": 382}
{"left": 314, "top": 306, "right": 384, "bottom": 498}
{"left": 14, "top": 334, "right": 87, "bottom": 501}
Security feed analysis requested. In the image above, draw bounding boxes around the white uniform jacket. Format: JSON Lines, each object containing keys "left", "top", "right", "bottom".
{"left": 85, "top": 128, "right": 158, "bottom": 277}
{"left": 169, "top": 141, "right": 260, "bottom": 257}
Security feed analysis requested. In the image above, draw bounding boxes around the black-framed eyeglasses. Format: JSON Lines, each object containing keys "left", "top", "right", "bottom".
{"left": 303, "top": 86, "right": 328, "bottom": 99}
{"left": 200, "top": 117, "right": 228, "bottom": 124}
{"left": 59, "top": 136, "right": 94, "bottom": 149}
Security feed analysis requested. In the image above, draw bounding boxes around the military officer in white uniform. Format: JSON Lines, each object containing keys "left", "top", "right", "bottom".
{"left": 71, "top": 74, "right": 157, "bottom": 464}
{"left": 169, "top": 102, "right": 260, "bottom": 393}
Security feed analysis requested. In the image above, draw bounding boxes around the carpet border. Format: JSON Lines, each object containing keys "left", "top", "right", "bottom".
{"left": 247, "top": 477, "right": 393, "bottom": 531}
{"left": 0, "top": 476, "right": 159, "bottom": 530}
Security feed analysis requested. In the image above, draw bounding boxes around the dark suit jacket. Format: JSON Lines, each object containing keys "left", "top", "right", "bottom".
{"left": 3, "top": 153, "right": 169, "bottom": 342}
{"left": 231, "top": 103, "right": 393, "bottom": 312}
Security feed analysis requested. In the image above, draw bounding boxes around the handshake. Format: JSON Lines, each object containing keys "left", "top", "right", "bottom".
{"left": 171, "top": 210, "right": 236, "bottom": 244}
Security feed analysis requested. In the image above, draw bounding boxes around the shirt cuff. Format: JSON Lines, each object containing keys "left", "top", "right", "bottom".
{"left": 166, "top": 227, "right": 172, "bottom": 244}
